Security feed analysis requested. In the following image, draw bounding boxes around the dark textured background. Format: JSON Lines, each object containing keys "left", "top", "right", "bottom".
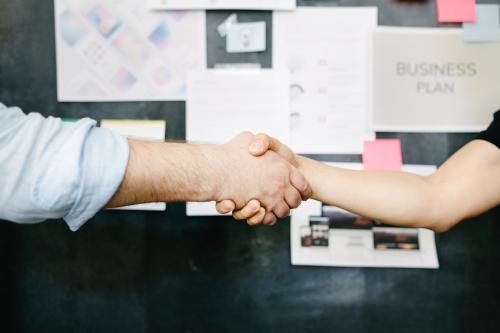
{"left": 1, "top": 0, "right": 499, "bottom": 332}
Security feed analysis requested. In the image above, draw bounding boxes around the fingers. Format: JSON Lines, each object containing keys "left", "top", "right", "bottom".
{"left": 272, "top": 200, "right": 290, "bottom": 219}
{"left": 215, "top": 200, "right": 235, "bottom": 214}
{"left": 233, "top": 199, "right": 261, "bottom": 220}
{"left": 284, "top": 187, "right": 302, "bottom": 209}
{"left": 262, "top": 212, "right": 278, "bottom": 226}
{"left": 289, "top": 167, "right": 312, "bottom": 200}
{"left": 247, "top": 207, "right": 267, "bottom": 226}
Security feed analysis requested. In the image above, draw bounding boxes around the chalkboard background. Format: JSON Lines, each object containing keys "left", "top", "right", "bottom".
{"left": 1, "top": 0, "right": 499, "bottom": 332}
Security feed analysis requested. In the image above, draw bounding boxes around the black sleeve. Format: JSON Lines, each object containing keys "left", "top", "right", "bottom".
{"left": 476, "top": 111, "right": 500, "bottom": 149}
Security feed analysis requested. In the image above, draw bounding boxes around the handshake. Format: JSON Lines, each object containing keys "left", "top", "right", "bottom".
{"left": 208, "top": 132, "right": 311, "bottom": 226}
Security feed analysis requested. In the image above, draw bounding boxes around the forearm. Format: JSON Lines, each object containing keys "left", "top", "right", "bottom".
{"left": 297, "top": 156, "right": 442, "bottom": 228}
{"left": 106, "top": 140, "right": 220, "bottom": 208}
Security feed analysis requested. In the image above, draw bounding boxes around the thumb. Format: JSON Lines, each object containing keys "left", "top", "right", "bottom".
{"left": 248, "top": 133, "right": 272, "bottom": 156}
{"left": 215, "top": 200, "right": 236, "bottom": 214}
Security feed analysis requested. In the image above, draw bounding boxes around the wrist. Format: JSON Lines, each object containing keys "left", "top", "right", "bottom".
{"left": 194, "top": 144, "right": 226, "bottom": 202}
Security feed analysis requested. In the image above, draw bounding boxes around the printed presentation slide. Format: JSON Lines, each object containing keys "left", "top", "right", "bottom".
{"left": 373, "top": 27, "right": 500, "bottom": 132}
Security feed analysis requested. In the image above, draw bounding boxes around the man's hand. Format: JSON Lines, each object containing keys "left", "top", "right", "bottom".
{"left": 210, "top": 132, "right": 310, "bottom": 225}
{"left": 215, "top": 133, "right": 305, "bottom": 225}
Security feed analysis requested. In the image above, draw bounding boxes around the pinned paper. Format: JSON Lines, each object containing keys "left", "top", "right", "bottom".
{"left": 363, "top": 139, "right": 403, "bottom": 171}
{"left": 226, "top": 21, "right": 266, "bottom": 53}
{"left": 437, "top": 0, "right": 476, "bottom": 23}
{"left": 463, "top": 4, "right": 500, "bottom": 43}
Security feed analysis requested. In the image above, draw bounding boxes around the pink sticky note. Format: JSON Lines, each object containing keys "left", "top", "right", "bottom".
{"left": 437, "top": 0, "right": 476, "bottom": 23}
{"left": 363, "top": 139, "right": 403, "bottom": 171}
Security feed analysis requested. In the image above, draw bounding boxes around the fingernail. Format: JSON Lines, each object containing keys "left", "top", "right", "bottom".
{"left": 249, "top": 201, "right": 259, "bottom": 211}
{"left": 222, "top": 202, "right": 232, "bottom": 211}
{"left": 249, "top": 141, "right": 263, "bottom": 152}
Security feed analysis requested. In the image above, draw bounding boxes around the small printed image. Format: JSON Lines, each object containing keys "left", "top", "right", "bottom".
{"left": 152, "top": 67, "right": 172, "bottom": 86}
{"left": 87, "top": 5, "right": 122, "bottom": 39}
{"left": 300, "top": 226, "right": 312, "bottom": 247}
{"left": 373, "top": 227, "right": 420, "bottom": 251}
{"left": 322, "top": 205, "right": 374, "bottom": 230}
{"left": 112, "top": 28, "right": 151, "bottom": 65}
{"left": 149, "top": 22, "right": 170, "bottom": 50}
{"left": 112, "top": 68, "right": 137, "bottom": 92}
{"left": 59, "top": 9, "right": 88, "bottom": 46}
{"left": 309, "top": 217, "right": 330, "bottom": 247}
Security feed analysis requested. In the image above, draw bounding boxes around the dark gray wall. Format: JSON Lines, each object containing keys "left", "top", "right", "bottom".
{"left": 0, "top": 1, "right": 499, "bottom": 332}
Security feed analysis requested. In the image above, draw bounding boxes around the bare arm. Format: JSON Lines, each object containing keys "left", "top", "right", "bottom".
{"left": 106, "top": 133, "right": 311, "bottom": 223}
{"left": 222, "top": 136, "right": 500, "bottom": 231}
{"left": 106, "top": 140, "right": 219, "bottom": 207}
{"left": 297, "top": 140, "right": 500, "bottom": 231}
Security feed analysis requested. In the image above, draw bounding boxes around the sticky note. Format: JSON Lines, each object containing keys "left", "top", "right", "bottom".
{"left": 437, "top": 0, "right": 476, "bottom": 23}
{"left": 226, "top": 21, "right": 266, "bottom": 53}
{"left": 463, "top": 4, "right": 500, "bottom": 43}
{"left": 363, "top": 139, "right": 403, "bottom": 171}
{"left": 100, "top": 119, "right": 166, "bottom": 141}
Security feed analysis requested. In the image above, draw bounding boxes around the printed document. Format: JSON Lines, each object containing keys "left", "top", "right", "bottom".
{"left": 273, "top": 7, "right": 377, "bottom": 154}
{"left": 373, "top": 27, "right": 500, "bottom": 132}
{"left": 54, "top": 0, "right": 206, "bottom": 101}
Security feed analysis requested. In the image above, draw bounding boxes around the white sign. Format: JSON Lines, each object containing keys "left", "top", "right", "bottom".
{"left": 373, "top": 27, "right": 500, "bottom": 132}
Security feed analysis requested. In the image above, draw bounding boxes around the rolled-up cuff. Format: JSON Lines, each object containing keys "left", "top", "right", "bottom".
{"left": 64, "top": 127, "right": 129, "bottom": 231}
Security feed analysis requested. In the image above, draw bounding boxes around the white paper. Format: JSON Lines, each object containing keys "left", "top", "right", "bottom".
{"left": 100, "top": 119, "right": 167, "bottom": 211}
{"left": 148, "top": 0, "right": 296, "bottom": 10}
{"left": 187, "top": 201, "right": 226, "bottom": 216}
{"left": 186, "top": 69, "right": 290, "bottom": 144}
{"left": 226, "top": 22, "right": 266, "bottom": 53}
{"left": 186, "top": 69, "right": 290, "bottom": 216}
{"left": 273, "top": 7, "right": 377, "bottom": 154}
{"left": 54, "top": 0, "right": 206, "bottom": 102}
{"left": 373, "top": 27, "right": 500, "bottom": 132}
{"left": 291, "top": 162, "right": 439, "bottom": 269}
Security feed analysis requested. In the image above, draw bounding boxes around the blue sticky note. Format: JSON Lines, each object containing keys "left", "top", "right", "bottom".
{"left": 463, "top": 4, "right": 500, "bottom": 43}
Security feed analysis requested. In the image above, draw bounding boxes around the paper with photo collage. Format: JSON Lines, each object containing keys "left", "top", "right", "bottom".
{"left": 291, "top": 163, "right": 439, "bottom": 269}
{"left": 54, "top": 0, "right": 206, "bottom": 101}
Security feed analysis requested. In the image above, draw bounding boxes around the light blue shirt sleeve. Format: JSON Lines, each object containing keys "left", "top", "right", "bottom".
{"left": 0, "top": 103, "right": 129, "bottom": 231}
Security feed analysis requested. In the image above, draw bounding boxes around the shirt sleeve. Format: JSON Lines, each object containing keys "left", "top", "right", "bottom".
{"left": 476, "top": 110, "right": 500, "bottom": 149}
{"left": 0, "top": 103, "right": 129, "bottom": 231}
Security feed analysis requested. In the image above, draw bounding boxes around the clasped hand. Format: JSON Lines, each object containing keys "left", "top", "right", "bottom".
{"left": 213, "top": 132, "right": 304, "bottom": 225}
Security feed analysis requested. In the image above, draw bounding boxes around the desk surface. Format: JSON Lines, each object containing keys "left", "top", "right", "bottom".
{"left": 1, "top": 0, "right": 499, "bottom": 332}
